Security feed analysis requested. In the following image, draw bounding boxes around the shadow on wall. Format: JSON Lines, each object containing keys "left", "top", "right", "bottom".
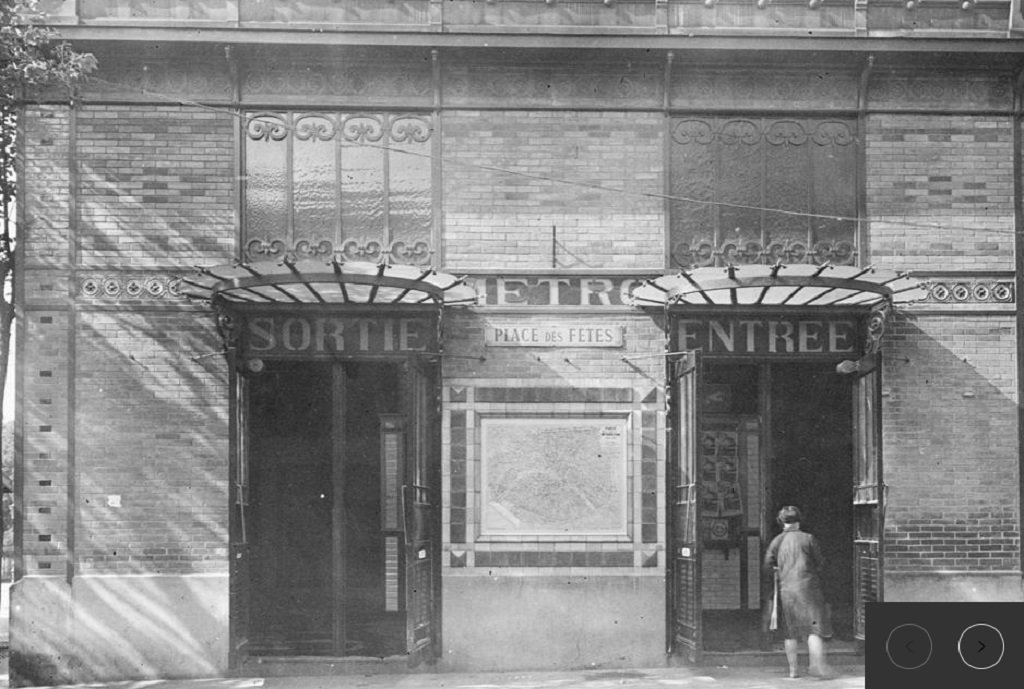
{"left": 883, "top": 312, "right": 1021, "bottom": 593}
{"left": 12, "top": 307, "right": 231, "bottom": 685}
{"left": 10, "top": 575, "right": 227, "bottom": 686}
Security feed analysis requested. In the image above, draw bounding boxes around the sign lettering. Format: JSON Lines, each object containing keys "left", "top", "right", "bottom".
{"left": 243, "top": 315, "right": 434, "bottom": 356}
{"left": 476, "top": 276, "right": 645, "bottom": 306}
{"left": 485, "top": 325, "right": 624, "bottom": 348}
{"left": 678, "top": 318, "right": 859, "bottom": 356}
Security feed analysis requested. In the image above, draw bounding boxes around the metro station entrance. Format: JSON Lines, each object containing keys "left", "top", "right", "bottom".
{"left": 634, "top": 265, "right": 919, "bottom": 663}
{"left": 689, "top": 360, "right": 855, "bottom": 653}
{"left": 184, "top": 260, "right": 476, "bottom": 669}
{"left": 236, "top": 355, "right": 440, "bottom": 661}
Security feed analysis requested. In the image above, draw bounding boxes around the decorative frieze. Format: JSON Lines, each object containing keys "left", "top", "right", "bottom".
{"left": 244, "top": 237, "right": 434, "bottom": 266}
{"left": 868, "top": 71, "right": 1014, "bottom": 112}
{"left": 246, "top": 112, "right": 432, "bottom": 144}
{"left": 443, "top": 62, "right": 662, "bottom": 108}
{"left": 79, "top": 274, "right": 185, "bottom": 301}
{"left": 671, "top": 70, "right": 859, "bottom": 111}
{"left": 242, "top": 60, "right": 432, "bottom": 103}
{"left": 922, "top": 279, "right": 1014, "bottom": 304}
{"left": 671, "top": 238, "right": 857, "bottom": 268}
{"left": 80, "top": 59, "right": 233, "bottom": 102}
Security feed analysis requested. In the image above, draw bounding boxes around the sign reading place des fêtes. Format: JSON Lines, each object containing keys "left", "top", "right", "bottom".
{"left": 485, "top": 324, "right": 624, "bottom": 348}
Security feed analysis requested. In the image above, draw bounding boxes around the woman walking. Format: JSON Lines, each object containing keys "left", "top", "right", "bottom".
{"left": 764, "top": 505, "right": 834, "bottom": 679}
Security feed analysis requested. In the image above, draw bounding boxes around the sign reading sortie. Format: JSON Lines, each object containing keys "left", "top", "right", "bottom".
{"left": 678, "top": 317, "right": 861, "bottom": 356}
{"left": 242, "top": 315, "right": 436, "bottom": 356}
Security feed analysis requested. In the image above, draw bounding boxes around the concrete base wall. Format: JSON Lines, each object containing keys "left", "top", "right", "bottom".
{"left": 9, "top": 574, "right": 229, "bottom": 686}
{"left": 441, "top": 574, "right": 665, "bottom": 672}
{"left": 885, "top": 572, "right": 1024, "bottom": 603}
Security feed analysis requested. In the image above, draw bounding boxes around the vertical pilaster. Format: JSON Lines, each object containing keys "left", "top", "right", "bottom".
{"left": 17, "top": 104, "right": 74, "bottom": 579}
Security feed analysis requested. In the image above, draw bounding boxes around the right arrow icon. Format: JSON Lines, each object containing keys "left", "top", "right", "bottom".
{"left": 958, "top": 623, "right": 1004, "bottom": 670}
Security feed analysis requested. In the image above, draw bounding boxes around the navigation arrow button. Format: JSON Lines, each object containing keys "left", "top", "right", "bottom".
{"left": 959, "top": 624, "right": 1004, "bottom": 670}
{"left": 885, "top": 624, "right": 932, "bottom": 670}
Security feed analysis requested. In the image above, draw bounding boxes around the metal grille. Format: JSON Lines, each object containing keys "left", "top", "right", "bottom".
{"left": 853, "top": 540, "right": 879, "bottom": 640}
{"left": 674, "top": 557, "right": 698, "bottom": 634}
{"left": 407, "top": 552, "right": 433, "bottom": 644}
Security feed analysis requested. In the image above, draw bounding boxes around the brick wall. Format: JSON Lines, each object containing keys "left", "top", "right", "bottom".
{"left": 74, "top": 310, "right": 230, "bottom": 574}
{"left": 19, "top": 311, "right": 72, "bottom": 575}
{"left": 21, "top": 106, "right": 72, "bottom": 269}
{"left": 76, "top": 105, "right": 236, "bottom": 267}
{"left": 19, "top": 103, "right": 237, "bottom": 576}
{"left": 19, "top": 106, "right": 74, "bottom": 577}
{"left": 883, "top": 315, "right": 1020, "bottom": 572}
{"left": 442, "top": 111, "right": 665, "bottom": 271}
{"left": 866, "top": 114, "right": 1014, "bottom": 272}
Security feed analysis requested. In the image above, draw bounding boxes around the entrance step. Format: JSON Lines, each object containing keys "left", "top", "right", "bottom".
{"left": 235, "top": 655, "right": 436, "bottom": 677}
{"left": 697, "top": 647, "right": 864, "bottom": 668}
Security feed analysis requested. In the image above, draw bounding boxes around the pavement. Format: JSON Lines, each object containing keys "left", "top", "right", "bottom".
{"left": 0, "top": 663, "right": 866, "bottom": 689}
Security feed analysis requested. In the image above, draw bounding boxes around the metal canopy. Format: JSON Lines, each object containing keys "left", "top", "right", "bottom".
{"left": 179, "top": 258, "right": 479, "bottom": 307}
{"left": 631, "top": 264, "right": 928, "bottom": 309}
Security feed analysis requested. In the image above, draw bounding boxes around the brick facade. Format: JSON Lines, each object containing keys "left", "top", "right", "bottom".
{"left": 10, "top": 13, "right": 1024, "bottom": 683}
{"left": 442, "top": 111, "right": 665, "bottom": 270}
{"left": 884, "top": 316, "right": 1019, "bottom": 572}
{"left": 867, "top": 114, "right": 1015, "bottom": 271}
{"left": 75, "top": 105, "right": 236, "bottom": 267}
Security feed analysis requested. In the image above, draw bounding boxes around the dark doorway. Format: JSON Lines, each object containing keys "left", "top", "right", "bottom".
{"left": 698, "top": 361, "right": 854, "bottom": 652}
{"left": 770, "top": 363, "right": 854, "bottom": 643}
{"left": 247, "top": 360, "right": 407, "bottom": 657}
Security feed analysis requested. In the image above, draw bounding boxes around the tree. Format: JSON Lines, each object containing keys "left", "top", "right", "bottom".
{"left": 1, "top": 0, "right": 96, "bottom": 578}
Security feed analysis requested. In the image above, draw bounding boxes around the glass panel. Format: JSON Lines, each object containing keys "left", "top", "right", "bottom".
{"left": 670, "top": 119, "right": 717, "bottom": 269}
{"left": 341, "top": 133, "right": 387, "bottom": 250}
{"left": 388, "top": 119, "right": 433, "bottom": 265}
{"left": 669, "top": 115, "right": 858, "bottom": 268}
{"left": 810, "top": 121, "right": 858, "bottom": 265}
{"left": 81, "top": 0, "right": 234, "bottom": 20}
{"left": 245, "top": 114, "right": 290, "bottom": 247}
{"left": 854, "top": 370, "right": 878, "bottom": 494}
{"left": 243, "top": 111, "right": 435, "bottom": 262}
{"left": 764, "top": 119, "right": 811, "bottom": 264}
{"left": 385, "top": 536, "right": 400, "bottom": 612}
{"left": 716, "top": 119, "right": 763, "bottom": 265}
{"left": 293, "top": 114, "right": 339, "bottom": 246}
{"left": 240, "top": 0, "right": 431, "bottom": 25}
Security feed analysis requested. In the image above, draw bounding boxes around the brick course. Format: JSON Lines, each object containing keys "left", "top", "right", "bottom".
{"left": 866, "top": 114, "right": 1014, "bottom": 272}
{"left": 74, "top": 310, "right": 230, "bottom": 574}
{"left": 22, "top": 106, "right": 72, "bottom": 269}
{"left": 75, "top": 105, "right": 236, "bottom": 268}
{"left": 884, "top": 314, "right": 1020, "bottom": 572}
{"left": 442, "top": 111, "right": 665, "bottom": 270}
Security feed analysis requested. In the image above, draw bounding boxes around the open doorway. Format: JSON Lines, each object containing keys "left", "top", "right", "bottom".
{"left": 246, "top": 360, "right": 408, "bottom": 657}
{"left": 699, "top": 362, "right": 853, "bottom": 652}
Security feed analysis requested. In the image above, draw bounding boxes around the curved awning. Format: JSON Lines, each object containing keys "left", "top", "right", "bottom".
{"left": 631, "top": 264, "right": 928, "bottom": 309}
{"left": 179, "top": 258, "right": 479, "bottom": 307}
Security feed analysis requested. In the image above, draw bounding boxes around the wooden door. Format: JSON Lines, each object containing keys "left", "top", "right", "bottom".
{"left": 402, "top": 356, "right": 440, "bottom": 664}
{"left": 668, "top": 350, "right": 703, "bottom": 662}
{"left": 851, "top": 353, "right": 884, "bottom": 640}
{"left": 229, "top": 370, "right": 251, "bottom": 666}
{"left": 247, "top": 362, "right": 334, "bottom": 654}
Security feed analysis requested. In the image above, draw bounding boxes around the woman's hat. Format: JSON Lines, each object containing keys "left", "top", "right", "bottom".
{"left": 777, "top": 505, "right": 803, "bottom": 524}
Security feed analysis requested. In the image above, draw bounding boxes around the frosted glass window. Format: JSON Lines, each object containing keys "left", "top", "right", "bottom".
{"left": 244, "top": 112, "right": 434, "bottom": 265}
